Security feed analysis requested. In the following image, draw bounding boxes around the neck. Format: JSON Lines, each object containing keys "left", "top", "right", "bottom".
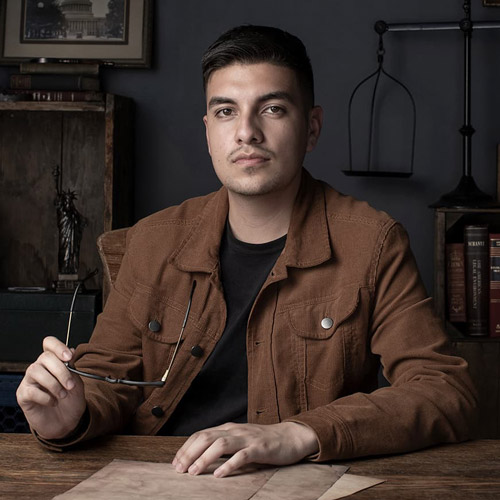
{"left": 227, "top": 173, "right": 301, "bottom": 244}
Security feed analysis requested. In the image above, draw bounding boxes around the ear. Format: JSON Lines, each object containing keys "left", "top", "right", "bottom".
{"left": 203, "top": 115, "right": 212, "bottom": 156}
{"left": 306, "top": 105, "right": 323, "bottom": 152}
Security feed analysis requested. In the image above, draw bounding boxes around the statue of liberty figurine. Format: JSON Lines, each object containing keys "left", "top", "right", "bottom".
{"left": 53, "top": 166, "right": 87, "bottom": 290}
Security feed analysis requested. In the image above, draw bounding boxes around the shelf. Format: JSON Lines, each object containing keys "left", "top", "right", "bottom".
{"left": 0, "top": 362, "right": 29, "bottom": 373}
{"left": 0, "top": 101, "right": 105, "bottom": 112}
{"left": 436, "top": 207, "right": 500, "bottom": 213}
{"left": 445, "top": 319, "right": 500, "bottom": 341}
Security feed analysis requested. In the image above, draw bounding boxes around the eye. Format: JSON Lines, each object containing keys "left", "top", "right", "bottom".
{"left": 215, "top": 108, "right": 234, "bottom": 117}
{"left": 265, "top": 105, "right": 285, "bottom": 115}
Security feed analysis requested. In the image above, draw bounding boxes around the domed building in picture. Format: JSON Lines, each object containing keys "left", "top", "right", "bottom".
{"left": 59, "top": 0, "right": 106, "bottom": 38}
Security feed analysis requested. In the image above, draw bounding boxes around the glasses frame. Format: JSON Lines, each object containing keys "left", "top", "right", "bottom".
{"left": 65, "top": 280, "right": 197, "bottom": 388}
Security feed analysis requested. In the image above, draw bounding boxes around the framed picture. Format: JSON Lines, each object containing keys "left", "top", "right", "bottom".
{"left": 484, "top": 0, "right": 500, "bottom": 6}
{"left": 0, "top": 0, "right": 153, "bottom": 68}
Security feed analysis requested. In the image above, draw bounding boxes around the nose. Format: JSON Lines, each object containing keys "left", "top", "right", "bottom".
{"left": 234, "top": 112, "right": 263, "bottom": 144}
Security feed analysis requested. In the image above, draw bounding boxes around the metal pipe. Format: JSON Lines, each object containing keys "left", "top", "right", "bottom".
{"left": 385, "top": 22, "right": 460, "bottom": 32}
{"left": 463, "top": 18, "right": 473, "bottom": 178}
{"left": 474, "top": 21, "right": 500, "bottom": 29}
{"left": 375, "top": 20, "right": 500, "bottom": 34}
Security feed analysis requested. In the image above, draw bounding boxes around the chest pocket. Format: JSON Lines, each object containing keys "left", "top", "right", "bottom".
{"left": 286, "top": 286, "right": 360, "bottom": 391}
{"left": 127, "top": 285, "right": 200, "bottom": 387}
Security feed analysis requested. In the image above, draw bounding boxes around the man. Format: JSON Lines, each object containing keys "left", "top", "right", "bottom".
{"left": 17, "top": 25, "right": 477, "bottom": 479}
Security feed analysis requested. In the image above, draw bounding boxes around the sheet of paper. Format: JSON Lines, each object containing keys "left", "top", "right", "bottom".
{"left": 53, "top": 459, "right": 349, "bottom": 500}
{"left": 53, "top": 459, "right": 275, "bottom": 500}
{"left": 251, "top": 463, "right": 349, "bottom": 500}
{"left": 317, "top": 473, "right": 386, "bottom": 500}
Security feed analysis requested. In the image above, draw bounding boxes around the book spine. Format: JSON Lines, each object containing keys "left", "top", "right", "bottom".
{"left": 464, "top": 225, "right": 489, "bottom": 336}
{"left": 446, "top": 243, "right": 467, "bottom": 322}
{"left": 9, "top": 74, "right": 100, "bottom": 91}
{"left": 31, "top": 90, "right": 104, "bottom": 102}
{"left": 19, "top": 62, "right": 100, "bottom": 76}
{"left": 490, "top": 233, "right": 500, "bottom": 337}
{"left": 2, "top": 89, "right": 104, "bottom": 102}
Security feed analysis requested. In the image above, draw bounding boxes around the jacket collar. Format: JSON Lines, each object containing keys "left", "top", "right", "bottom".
{"left": 280, "top": 169, "right": 332, "bottom": 269}
{"left": 172, "top": 169, "right": 332, "bottom": 274}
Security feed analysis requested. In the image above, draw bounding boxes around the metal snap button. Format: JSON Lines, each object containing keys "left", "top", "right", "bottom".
{"left": 190, "top": 345, "right": 204, "bottom": 358}
{"left": 321, "top": 317, "right": 334, "bottom": 330}
{"left": 151, "top": 406, "right": 164, "bottom": 417}
{"left": 148, "top": 320, "right": 161, "bottom": 332}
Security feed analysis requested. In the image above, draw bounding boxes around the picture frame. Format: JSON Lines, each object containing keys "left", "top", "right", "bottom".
{"left": 0, "top": 0, "right": 153, "bottom": 68}
{"left": 483, "top": 0, "right": 500, "bottom": 6}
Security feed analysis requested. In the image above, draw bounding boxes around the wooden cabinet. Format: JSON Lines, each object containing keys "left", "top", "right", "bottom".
{"left": 434, "top": 207, "right": 500, "bottom": 438}
{"left": 0, "top": 95, "right": 134, "bottom": 291}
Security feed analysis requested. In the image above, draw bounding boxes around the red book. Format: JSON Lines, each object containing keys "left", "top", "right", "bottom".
{"left": 490, "top": 233, "right": 500, "bottom": 337}
{"left": 446, "top": 243, "right": 466, "bottom": 323}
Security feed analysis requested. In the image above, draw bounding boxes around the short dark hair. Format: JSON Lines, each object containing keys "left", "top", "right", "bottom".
{"left": 202, "top": 25, "right": 315, "bottom": 107}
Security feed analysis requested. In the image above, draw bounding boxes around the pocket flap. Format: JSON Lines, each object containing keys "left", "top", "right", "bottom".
{"left": 287, "top": 286, "right": 360, "bottom": 339}
{"left": 128, "top": 286, "right": 187, "bottom": 344}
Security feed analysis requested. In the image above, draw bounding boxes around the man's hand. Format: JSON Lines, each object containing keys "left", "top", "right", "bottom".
{"left": 172, "top": 421, "right": 319, "bottom": 478}
{"left": 16, "top": 336, "right": 86, "bottom": 440}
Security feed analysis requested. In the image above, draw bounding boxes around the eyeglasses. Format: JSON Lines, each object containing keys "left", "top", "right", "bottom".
{"left": 64, "top": 280, "right": 197, "bottom": 388}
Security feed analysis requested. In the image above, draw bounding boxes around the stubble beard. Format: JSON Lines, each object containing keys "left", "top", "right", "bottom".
{"left": 223, "top": 166, "right": 284, "bottom": 197}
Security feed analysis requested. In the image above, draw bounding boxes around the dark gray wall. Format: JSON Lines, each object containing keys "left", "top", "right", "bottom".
{"left": 2, "top": 0, "right": 500, "bottom": 296}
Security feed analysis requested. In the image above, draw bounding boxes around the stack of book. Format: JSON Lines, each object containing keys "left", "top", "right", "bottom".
{"left": 1, "top": 62, "right": 104, "bottom": 102}
{"left": 446, "top": 224, "right": 500, "bottom": 337}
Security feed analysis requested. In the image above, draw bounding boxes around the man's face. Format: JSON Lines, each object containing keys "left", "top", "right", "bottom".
{"left": 203, "top": 62, "right": 322, "bottom": 198}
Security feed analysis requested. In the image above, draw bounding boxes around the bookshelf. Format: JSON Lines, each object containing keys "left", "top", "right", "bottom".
{"left": 434, "top": 207, "right": 500, "bottom": 438}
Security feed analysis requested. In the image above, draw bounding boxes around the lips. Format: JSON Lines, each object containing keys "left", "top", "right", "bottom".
{"left": 232, "top": 151, "right": 271, "bottom": 166}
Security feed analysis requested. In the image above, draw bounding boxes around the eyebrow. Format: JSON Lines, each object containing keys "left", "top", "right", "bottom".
{"left": 208, "top": 91, "right": 295, "bottom": 109}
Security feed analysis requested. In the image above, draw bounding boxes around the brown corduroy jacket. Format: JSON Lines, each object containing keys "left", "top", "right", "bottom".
{"left": 44, "top": 169, "right": 478, "bottom": 460}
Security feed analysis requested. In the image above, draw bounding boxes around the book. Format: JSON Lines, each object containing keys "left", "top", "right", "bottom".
{"left": 19, "top": 62, "right": 100, "bottom": 76}
{"left": 464, "top": 225, "right": 489, "bottom": 336}
{"left": 490, "top": 233, "right": 500, "bottom": 337}
{"left": 1, "top": 89, "right": 104, "bottom": 102}
{"left": 10, "top": 74, "right": 100, "bottom": 91}
{"left": 446, "top": 243, "right": 466, "bottom": 322}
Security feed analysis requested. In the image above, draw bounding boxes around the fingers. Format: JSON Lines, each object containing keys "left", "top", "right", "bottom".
{"left": 17, "top": 337, "right": 78, "bottom": 410}
{"left": 15, "top": 336, "right": 87, "bottom": 440}
{"left": 173, "top": 427, "right": 238, "bottom": 475}
{"left": 21, "top": 356, "right": 73, "bottom": 400}
{"left": 213, "top": 448, "right": 254, "bottom": 478}
{"left": 40, "top": 349, "right": 76, "bottom": 390}
{"left": 43, "top": 335, "right": 73, "bottom": 362}
{"left": 173, "top": 424, "right": 260, "bottom": 478}
{"left": 16, "top": 372, "right": 58, "bottom": 409}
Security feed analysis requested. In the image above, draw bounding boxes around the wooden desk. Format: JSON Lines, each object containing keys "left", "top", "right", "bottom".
{"left": 0, "top": 434, "right": 499, "bottom": 499}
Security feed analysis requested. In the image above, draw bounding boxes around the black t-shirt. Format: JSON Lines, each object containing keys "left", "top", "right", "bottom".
{"left": 159, "top": 223, "right": 286, "bottom": 436}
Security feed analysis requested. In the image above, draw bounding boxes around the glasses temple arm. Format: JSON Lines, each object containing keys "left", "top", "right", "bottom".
{"left": 161, "top": 280, "right": 197, "bottom": 383}
{"left": 65, "top": 282, "right": 82, "bottom": 347}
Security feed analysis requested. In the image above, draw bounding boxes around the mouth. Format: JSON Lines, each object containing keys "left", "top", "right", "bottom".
{"left": 232, "top": 152, "right": 271, "bottom": 167}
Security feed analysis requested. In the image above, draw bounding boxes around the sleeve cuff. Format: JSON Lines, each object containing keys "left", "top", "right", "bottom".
{"left": 33, "top": 406, "right": 91, "bottom": 451}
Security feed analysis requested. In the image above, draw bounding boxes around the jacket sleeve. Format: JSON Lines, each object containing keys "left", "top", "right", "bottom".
{"left": 287, "top": 221, "right": 479, "bottom": 461}
{"left": 37, "top": 227, "right": 145, "bottom": 450}
{"left": 73, "top": 225, "right": 146, "bottom": 441}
